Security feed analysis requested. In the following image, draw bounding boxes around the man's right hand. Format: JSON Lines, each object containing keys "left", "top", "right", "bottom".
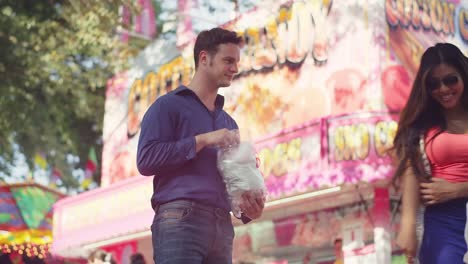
{"left": 239, "top": 191, "right": 265, "bottom": 220}
{"left": 195, "top": 128, "right": 239, "bottom": 152}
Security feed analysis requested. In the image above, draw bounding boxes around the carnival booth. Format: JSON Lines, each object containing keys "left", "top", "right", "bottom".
{"left": 0, "top": 183, "right": 67, "bottom": 263}
{"left": 52, "top": 0, "right": 467, "bottom": 263}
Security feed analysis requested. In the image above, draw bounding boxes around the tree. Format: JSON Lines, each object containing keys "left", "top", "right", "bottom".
{"left": 0, "top": 0, "right": 260, "bottom": 193}
{"left": 0, "top": 0, "right": 143, "bottom": 192}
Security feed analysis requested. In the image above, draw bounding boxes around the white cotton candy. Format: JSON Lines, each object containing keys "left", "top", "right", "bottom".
{"left": 217, "top": 142, "right": 267, "bottom": 218}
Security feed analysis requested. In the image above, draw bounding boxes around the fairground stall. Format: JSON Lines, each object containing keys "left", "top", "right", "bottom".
{"left": 0, "top": 183, "right": 68, "bottom": 263}
{"left": 52, "top": 0, "right": 468, "bottom": 263}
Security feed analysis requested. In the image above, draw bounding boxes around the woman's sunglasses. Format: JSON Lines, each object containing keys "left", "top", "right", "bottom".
{"left": 426, "top": 74, "right": 460, "bottom": 91}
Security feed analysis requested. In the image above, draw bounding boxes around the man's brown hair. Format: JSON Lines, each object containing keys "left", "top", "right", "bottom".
{"left": 193, "top": 27, "right": 242, "bottom": 69}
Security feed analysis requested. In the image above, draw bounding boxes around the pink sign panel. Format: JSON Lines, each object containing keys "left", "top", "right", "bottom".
{"left": 325, "top": 113, "right": 397, "bottom": 185}
{"left": 255, "top": 112, "right": 397, "bottom": 200}
{"left": 255, "top": 120, "right": 322, "bottom": 200}
{"left": 51, "top": 176, "right": 154, "bottom": 256}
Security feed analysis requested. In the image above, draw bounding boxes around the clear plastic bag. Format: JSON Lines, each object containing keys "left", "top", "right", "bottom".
{"left": 217, "top": 142, "right": 267, "bottom": 218}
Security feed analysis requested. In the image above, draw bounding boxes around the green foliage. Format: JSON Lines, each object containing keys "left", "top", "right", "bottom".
{"left": 0, "top": 0, "right": 142, "bottom": 191}
{"left": 0, "top": 0, "right": 254, "bottom": 192}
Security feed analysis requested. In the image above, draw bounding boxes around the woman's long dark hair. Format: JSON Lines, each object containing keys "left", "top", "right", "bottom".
{"left": 393, "top": 43, "right": 468, "bottom": 180}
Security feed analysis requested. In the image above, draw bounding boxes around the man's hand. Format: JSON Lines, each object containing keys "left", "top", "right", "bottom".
{"left": 420, "top": 178, "right": 460, "bottom": 205}
{"left": 239, "top": 191, "right": 265, "bottom": 220}
{"left": 195, "top": 128, "right": 239, "bottom": 151}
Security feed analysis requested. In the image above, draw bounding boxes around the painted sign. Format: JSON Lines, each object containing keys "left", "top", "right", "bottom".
{"left": 52, "top": 176, "right": 154, "bottom": 254}
{"left": 251, "top": 112, "right": 397, "bottom": 200}
{"left": 255, "top": 121, "right": 321, "bottom": 199}
{"left": 326, "top": 114, "right": 398, "bottom": 185}
{"left": 382, "top": 0, "right": 467, "bottom": 111}
{"left": 222, "top": 0, "right": 384, "bottom": 139}
{"left": 102, "top": 0, "right": 388, "bottom": 186}
{"left": 273, "top": 201, "right": 375, "bottom": 249}
{"left": 100, "top": 0, "right": 467, "bottom": 189}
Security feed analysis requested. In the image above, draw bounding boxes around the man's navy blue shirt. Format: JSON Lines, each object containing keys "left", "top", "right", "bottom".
{"left": 137, "top": 86, "right": 238, "bottom": 211}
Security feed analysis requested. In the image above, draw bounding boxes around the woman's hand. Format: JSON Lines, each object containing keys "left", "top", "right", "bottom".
{"left": 420, "top": 178, "right": 462, "bottom": 205}
{"left": 396, "top": 229, "right": 418, "bottom": 264}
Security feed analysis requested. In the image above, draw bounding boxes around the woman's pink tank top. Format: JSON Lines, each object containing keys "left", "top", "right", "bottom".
{"left": 425, "top": 128, "right": 468, "bottom": 182}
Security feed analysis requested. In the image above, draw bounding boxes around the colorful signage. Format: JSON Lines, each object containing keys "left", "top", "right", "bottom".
{"left": 255, "top": 121, "right": 321, "bottom": 199}
{"left": 326, "top": 114, "right": 398, "bottom": 185}
{"left": 382, "top": 0, "right": 467, "bottom": 111}
{"left": 102, "top": 0, "right": 388, "bottom": 186}
{"left": 0, "top": 184, "right": 63, "bottom": 245}
{"left": 254, "top": 112, "right": 397, "bottom": 200}
{"left": 100, "top": 0, "right": 467, "bottom": 189}
{"left": 274, "top": 201, "right": 375, "bottom": 248}
{"left": 386, "top": 0, "right": 467, "bottom": 41}
{"left": 52, "top": 176, "right": 154, "bottom": 254}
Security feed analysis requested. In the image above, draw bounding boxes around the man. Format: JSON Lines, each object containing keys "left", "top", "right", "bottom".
{"left": 137, "top": 27, "right": 265, "bottom": 264}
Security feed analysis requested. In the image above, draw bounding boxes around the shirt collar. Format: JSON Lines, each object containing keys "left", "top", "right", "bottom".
{"left": 174, "top": 85, "right": 225, "bottom": 109}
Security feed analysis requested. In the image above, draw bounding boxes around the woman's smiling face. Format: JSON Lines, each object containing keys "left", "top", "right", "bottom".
{"left": 428, "top": 63, "right": 464, "bottom": 111}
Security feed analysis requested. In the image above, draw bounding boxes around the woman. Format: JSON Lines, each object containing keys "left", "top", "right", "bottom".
{"left": 393, "top": 43, "right": 468, "bottom": 264}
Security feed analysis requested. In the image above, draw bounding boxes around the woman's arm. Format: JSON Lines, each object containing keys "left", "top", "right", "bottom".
{"left": 455, "top": 182, "right": 468, "bottom": 198}
{"left": 420, "top": 178, "right": 468, "bottom": 204}
{"left": 397, "top": 166, "right": 420, "bottom": 261}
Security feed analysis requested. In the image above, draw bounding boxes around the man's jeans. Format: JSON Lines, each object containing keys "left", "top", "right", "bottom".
{"left": 151, "top": 200, "right": 235, "bottom": 264}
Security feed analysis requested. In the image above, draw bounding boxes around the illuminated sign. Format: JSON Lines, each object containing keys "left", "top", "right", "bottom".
{"left": 127, "top": 57, "right": 191, "bottom": 137}
{"left": 253, "top": 113, "right": 397, "bottom": 199}
{"left": 126, "top": 0, "right": 333, "bottom": 139}
{"left": 331, "top": 120, "right": 397, "bottom": 162}
{"left": 53, "top": 177, "right": 154, "bottom": 250}
{"left": 385, "top": 0, "right": 467, "bottom": 41}
{"left": 103, "top": 0, "right": 464, "bottom": 186}
{"left": 257, "top": 137, "right": 302, "bottom": 179}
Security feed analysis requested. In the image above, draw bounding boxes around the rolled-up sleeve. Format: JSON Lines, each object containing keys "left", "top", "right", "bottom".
{"left": 136, "top": 97, "right": 197, "bottom": 176}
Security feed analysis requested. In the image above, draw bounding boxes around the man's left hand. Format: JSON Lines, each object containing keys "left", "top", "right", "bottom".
{"left": 420, "top": 178, "right": 459, "bottom": 205}
{"left": 239, "top": 191, "right": 265, "bottom": 220}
